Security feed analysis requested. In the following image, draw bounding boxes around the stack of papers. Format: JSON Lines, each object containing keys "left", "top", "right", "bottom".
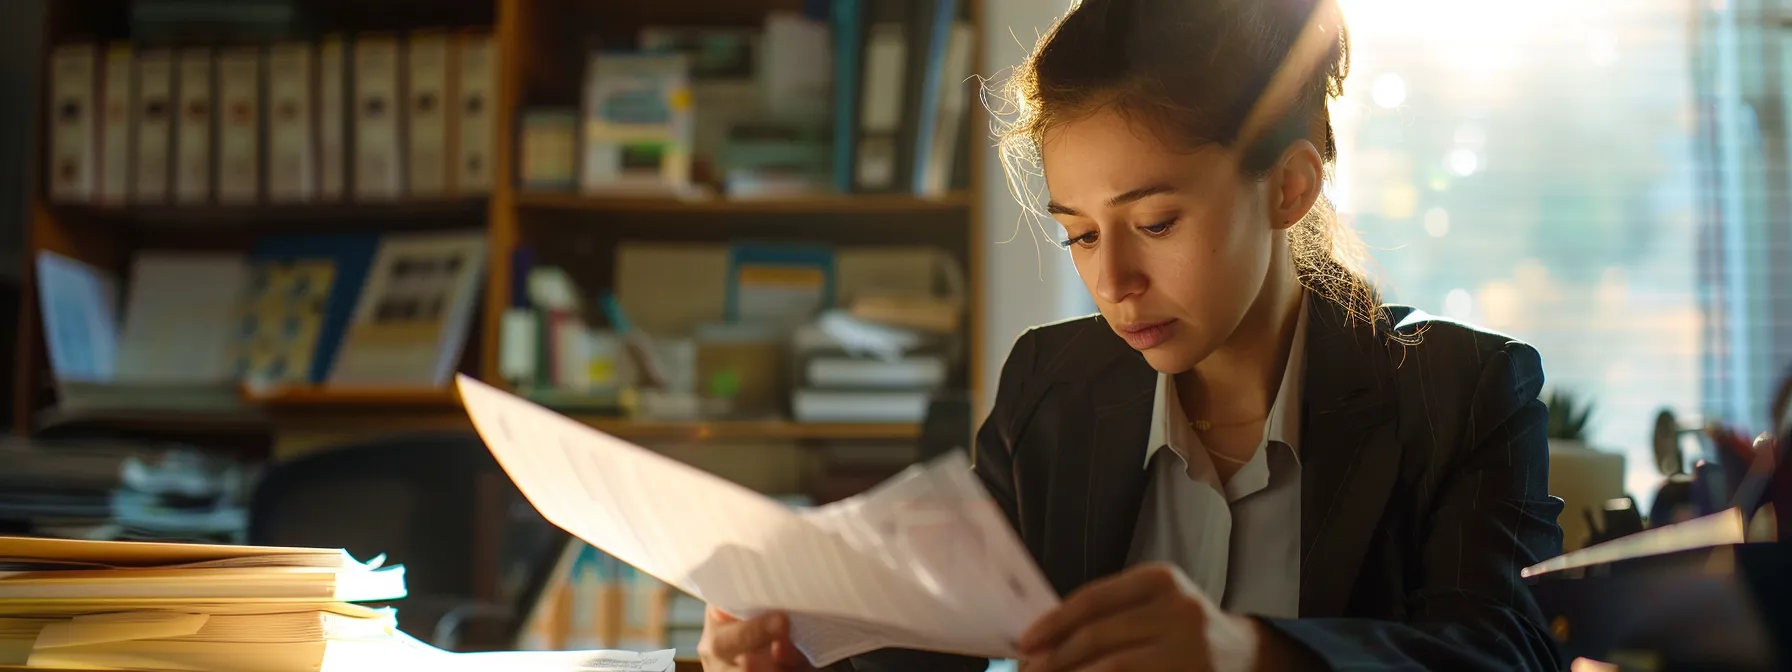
{"left": 456, "top": 375, "right": 1062, "bottom": 667}
{"left": 0, "top": 536, "right": 405, "bottom": 672}
{"left": 0, "top": 536, "right": 676, "bottom": 672}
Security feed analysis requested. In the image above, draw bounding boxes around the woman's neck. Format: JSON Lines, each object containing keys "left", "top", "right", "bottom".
{"left": 1177, "top": 262, "right": 1305, "bottom": 424}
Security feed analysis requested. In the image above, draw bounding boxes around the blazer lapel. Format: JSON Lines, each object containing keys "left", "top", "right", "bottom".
{"left": 1082, "top": 376, "right": 1153, "bottom": 588}
{"left": 1028, "top": 322, "right": 1155, "bottom": 597}
{"left": 1298, "top": 299, "right": 1400, "bottom": 617}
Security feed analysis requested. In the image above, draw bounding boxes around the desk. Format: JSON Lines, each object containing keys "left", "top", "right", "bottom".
{"left": 1, "top": 662, "right": 704, "bottom": 672}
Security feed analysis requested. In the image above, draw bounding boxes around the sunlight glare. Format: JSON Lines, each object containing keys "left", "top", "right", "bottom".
{"left": 1371, "top": 72, "right": 1407, "bottom": 108}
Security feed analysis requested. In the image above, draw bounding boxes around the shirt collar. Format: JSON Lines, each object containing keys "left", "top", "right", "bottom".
{"left": 1145, "top": 294, "right": 1309, "bottom": 467}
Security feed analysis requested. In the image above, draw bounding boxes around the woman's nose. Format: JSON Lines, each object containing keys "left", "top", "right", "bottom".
{"left": 1091, "top": 240, "right": 1147, "bottom": 305}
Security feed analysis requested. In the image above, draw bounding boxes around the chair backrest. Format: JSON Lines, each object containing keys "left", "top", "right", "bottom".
{"left": 918, "top": 391, "right": 972, "bottom": 464}
{"left": 247, "top": 432, "right": 564, "bottom": 645}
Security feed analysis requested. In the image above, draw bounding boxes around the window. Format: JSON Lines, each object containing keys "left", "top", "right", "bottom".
{"left": 1331, "top": 0, "right": 1703, "bottom": 506}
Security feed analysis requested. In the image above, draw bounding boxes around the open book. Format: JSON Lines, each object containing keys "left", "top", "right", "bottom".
{"left": 456, "top": 376, "right": 1061, "bottom": 666}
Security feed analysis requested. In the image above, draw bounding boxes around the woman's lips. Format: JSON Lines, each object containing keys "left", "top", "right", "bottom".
{"left": 1115, "top": 319, "right": 1177, "bottom": 350}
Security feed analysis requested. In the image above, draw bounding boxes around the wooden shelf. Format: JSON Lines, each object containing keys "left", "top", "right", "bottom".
{"left": 516, "top": 191, "right": 971, "bottom": 215}
{"left": 578, "top": 417, "right": 921, "bottom": 441}
{"left": 52, "top": 198, "right": 490, "bottom": 229}
{"left": 247, "top": 387, "right": 462, "bottom": 407}
{"left": 248, "top": 389, "right": 918, "bottom": 441}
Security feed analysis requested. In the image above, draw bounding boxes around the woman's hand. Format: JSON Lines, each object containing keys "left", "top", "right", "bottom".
{"left": 696, "top": 606, "right": 816, "bottom": 672}
{"left": 1016, "top": 563, "right": 1279, "bottom": 672}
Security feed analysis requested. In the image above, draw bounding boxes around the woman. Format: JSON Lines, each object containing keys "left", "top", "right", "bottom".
{"left": 702, "top": 0, "right": 1564, "bottom": 669}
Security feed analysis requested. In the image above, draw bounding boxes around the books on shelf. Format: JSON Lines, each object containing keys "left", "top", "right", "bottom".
{"left": 33, "top": 229, "right": 485, "bottom": 416}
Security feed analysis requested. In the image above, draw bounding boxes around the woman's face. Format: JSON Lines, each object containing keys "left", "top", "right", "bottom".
{"left": 1041, "top": 108, "right": 1285, "bottom": 374}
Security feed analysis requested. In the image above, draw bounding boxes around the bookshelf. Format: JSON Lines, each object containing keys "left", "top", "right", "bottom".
{"left": 515, "top": 190, "right": 972, "bottom": 215}
{"left": 16, "top": 0, "right": 988, "bottom": 456}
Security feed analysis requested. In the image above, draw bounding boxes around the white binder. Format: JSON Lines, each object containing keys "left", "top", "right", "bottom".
{"left": 216, "top": 46, "right": 263, "bottom": 203}
{"left": 454, "top": 31, "right": 497, "bottom": 195}
{"left": 98, "top": 43, "right": 134, "bottom": 205}
{"left": 267, "top": 41, "right": 316, "bottom": 202}
{"left": 174, "top": 47, "right": 214, "bottom": 204}
{"left": 48, "top": 43, "right": 98, "bottom": 204}
{"left": 405, "top": 30, "right": 452, "bottom": 198}
{"left": 352, "top": 34, "right": 403, "bottom": 200}
{"left": 319, "top": 35, "right": 348, "bottom": 201}
{"left": 131, "top": 48, "right": 174, "bottom": 204}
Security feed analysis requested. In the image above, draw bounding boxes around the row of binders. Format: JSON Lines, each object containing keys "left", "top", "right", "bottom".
{"left": 0, "top": 536, "right": 675, "bottom": 672}
{"left": 47, "top": 30, "right": 499, "bottom": 207}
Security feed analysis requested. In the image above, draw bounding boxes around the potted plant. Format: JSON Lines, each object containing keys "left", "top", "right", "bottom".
{"left": 1546, "top": 389, "right": 1595, "bottom": 450}
{"left": 1543, "top": 389, "right": 1626, "bottom": 552}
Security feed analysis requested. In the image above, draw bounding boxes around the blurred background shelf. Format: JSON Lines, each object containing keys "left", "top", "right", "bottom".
{"left": 246, "top": 387, "right": 462, "bottom": 407}
{"left": 576, "top": 417, "right": 921, "bottom": 441}
{"left": 50, "top": 199, "right": 491, "bottom": 230}
{"left": 515, "top": 191, "right": 971, "bottom": 215}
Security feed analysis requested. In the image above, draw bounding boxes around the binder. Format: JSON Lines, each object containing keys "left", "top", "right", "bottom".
{"left": 318, "top": 35, "right": 348, "bottom": 201}
{"left": 454, "top": 30, "right": 497, "bottom": 195}
{"left": 131, "top": 48, "right": 174, "bottom": 204}
{"left": 352, "top": 33, "right": 403, "bottom": 200}
{"left": 267, "top": 41, "right": 315, "bottom": 202}
{"left": 917, "top": 22, "right": 973, "bottom": 196}
{"left": 215, "top": 46, "right": 263, "bottom": 203}
{"left": 404, "top": 30, "right": 452, "bottom": 198}
{"left": 48, "top": 43, "right": 99, "bottom": 204}
{"left": 173, "top": 47, "right": 214, "bottom": 204}
{"left": 850, "top": 0, "right": 917, "bottom": 193}
{"left": 98, "top": 44, "right": 134, "bottom": 205}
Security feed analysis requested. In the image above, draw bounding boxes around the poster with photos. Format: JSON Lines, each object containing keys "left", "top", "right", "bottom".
{"left": 328, "top": 232, "right": 486, "bottom": 387}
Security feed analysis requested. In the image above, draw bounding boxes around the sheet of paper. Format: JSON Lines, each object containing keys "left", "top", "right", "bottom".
{"left": 321, "top": 632, "right": 677, "bottom": 672}
{"left": 455, "top": 376, "right": 1059, "bottom": 666}
{"left": 446, "top": 647, "right": 678, "bottom": 672}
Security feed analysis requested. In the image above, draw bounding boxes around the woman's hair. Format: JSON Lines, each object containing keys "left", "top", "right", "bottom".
{"left": 992, "top": 0, "right": 1380, "bottom": 325}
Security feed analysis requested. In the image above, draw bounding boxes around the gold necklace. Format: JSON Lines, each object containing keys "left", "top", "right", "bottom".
{"left": 1188, "top": 416, "right": 1264, "bottom": 432}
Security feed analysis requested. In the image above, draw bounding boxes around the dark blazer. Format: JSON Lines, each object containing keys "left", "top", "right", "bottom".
{"left": 848, "top": 297, "right": 1566, "bottom": 671}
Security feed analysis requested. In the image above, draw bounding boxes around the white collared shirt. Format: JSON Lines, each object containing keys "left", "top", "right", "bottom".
{"left": 1125, "top": 297, "right": 1308, "bottom": 618}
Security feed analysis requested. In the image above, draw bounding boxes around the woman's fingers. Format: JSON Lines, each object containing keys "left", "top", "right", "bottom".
{"left": 699, "top": 609, "right": 790, "bottom": 661}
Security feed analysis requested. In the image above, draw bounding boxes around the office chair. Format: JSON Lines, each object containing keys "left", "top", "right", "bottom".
{"left": 918, "top": 391, "right": 972, "bottom": 464}
{"left": 246, "top": 431, "right": 567, "bottom": 650}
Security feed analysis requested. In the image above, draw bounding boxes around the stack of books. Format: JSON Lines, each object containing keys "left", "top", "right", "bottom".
{"left": 0, "top": 536, "right": 676, "bottom": 672}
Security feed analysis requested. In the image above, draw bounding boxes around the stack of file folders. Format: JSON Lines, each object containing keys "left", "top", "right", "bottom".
{"left": 0, "top": 536, "right": 676, "bottom": 672}
{"left": 0, "top": 535, "right": 405, "bottom": 672}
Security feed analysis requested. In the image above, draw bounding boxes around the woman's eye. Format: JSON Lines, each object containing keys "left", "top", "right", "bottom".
{"left": 1058, "top": 232, "right": 1098, "bottom": 249}
{"left": 1142, "top": 219, "right": 1176, "bottom": 235}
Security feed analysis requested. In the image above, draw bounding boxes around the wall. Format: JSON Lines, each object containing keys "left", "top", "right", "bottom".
{"left": 975, "top": 0, "right": 1090, "bottom": 418}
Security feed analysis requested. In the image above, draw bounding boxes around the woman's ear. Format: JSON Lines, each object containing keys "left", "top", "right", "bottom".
{"left": 1270, "top": 140, "right": 1325, "bottom": 231}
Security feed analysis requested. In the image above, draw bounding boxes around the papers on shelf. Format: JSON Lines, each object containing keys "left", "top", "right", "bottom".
{"left": 456, "top": 375, "right": 1058, "bottom": 666}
